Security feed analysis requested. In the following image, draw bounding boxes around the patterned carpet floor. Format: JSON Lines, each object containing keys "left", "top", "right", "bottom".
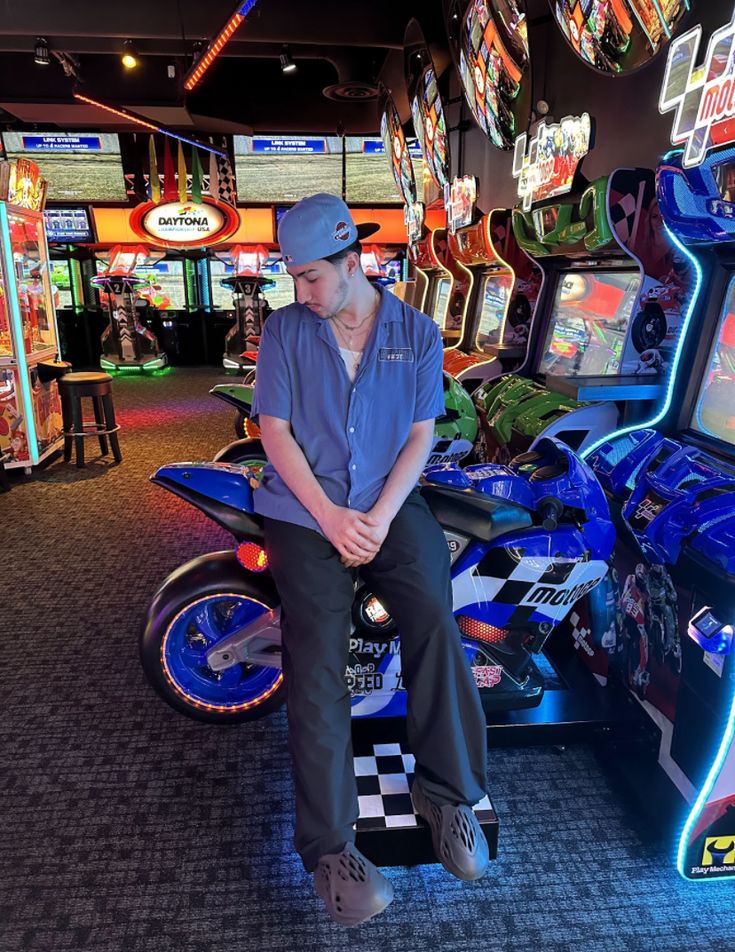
{"left": 2, "top": 367, "right": 734, "bottom": 952}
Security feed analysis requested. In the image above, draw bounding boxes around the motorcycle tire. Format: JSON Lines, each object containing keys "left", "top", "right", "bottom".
{"left": 213, "top": 438, "right": 267, "bottom": 468}
{"left": 234, "top": 410, "right": 247, "bottom": 440}
{"left": 141, "top": 551, "right": 285, "bottom": 724}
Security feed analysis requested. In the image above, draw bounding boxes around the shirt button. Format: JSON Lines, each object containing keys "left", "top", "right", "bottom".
{"left": 351, "top": 464, "right": 357, "bottom": 471}
{"left": 349, "top": 426, "right": 355, "bottom": 433}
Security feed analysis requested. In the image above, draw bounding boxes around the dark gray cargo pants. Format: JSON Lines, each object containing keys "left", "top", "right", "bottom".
{"left": 264, "top": 489, "right": 488, "bottom": 872}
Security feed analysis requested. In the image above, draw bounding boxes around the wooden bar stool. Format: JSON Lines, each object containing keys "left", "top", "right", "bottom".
{"left": 59, "top": 372, "right": 122, "bottom": 468}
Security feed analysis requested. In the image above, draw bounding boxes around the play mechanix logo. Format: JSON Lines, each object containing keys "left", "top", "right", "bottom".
{"left": 660, "top": 8, "right": 735, "bottom": 168}
{"left": 703, "top": 836, "right": 735, "bottom": 866}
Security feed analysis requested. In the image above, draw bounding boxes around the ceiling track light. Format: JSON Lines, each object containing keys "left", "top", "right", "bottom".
{"left": 280, "top": 45, "right": 296, "bottom": 74}
{"left": 122, "top": 40, "right": 139, "bottom": 70}
{"left": 34, "top": 37, "right": 50, "bottom": 67}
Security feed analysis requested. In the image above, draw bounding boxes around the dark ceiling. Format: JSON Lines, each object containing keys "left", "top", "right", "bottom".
{"left": 0, "top": 0, "right": 454, "bottom": 136}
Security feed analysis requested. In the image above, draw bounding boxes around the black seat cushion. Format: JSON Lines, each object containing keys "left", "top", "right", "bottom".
{"left": 421, "top": 484, "right": 533, "bottom": 542}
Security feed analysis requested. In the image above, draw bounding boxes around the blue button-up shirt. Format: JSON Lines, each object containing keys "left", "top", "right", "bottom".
{"left": 250, "top": 287, "right": 444, "bottom": 533}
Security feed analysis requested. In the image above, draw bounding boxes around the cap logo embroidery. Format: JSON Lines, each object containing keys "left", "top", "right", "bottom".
{"left": 334, "top": 220, "right": 350, "bottom": 241}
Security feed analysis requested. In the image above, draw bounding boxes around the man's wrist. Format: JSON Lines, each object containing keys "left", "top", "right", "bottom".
{"left": 312, "top": 496, "right": 336, "bottom": 524}
{"left": 370, "top": 499, "right": 397, "bottom": 523}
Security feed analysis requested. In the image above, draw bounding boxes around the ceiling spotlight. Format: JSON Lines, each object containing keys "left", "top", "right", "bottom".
{"left": 280, "top": 45, "right": 296, "bottom": 74}
{"left": 121, "top": 40, "right": 139, "bottom": 70}
{"left": 34, "top": 37, "right": 50, "bottom": 67}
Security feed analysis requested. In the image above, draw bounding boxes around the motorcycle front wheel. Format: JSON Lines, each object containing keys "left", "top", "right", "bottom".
{"left": 141, "top": 551, "right": 284, "bottom": 723}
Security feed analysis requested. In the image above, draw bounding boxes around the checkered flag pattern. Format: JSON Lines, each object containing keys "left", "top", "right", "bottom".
{"left": 609, "top": 192, "right": 639, "bottom": 245}
{"left": 468, "top": 549, "right": 581, "bottom": 629}
{"left": 354, "top": 742, "right": 495, "bottom": 831}
{"left": 216, "top": 138, "right": 237, "bottom": 207}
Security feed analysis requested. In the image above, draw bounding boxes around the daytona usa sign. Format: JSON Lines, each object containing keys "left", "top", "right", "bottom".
{"left": 130, "top": 198, "right": 239, "bottom": 249}
{"left": 660, "top": 8, "right": 735, "bottom": 168}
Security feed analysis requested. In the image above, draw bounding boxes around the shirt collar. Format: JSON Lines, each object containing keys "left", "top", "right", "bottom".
{"left": 307, "top": 284, "right": 402, "bottom": 349}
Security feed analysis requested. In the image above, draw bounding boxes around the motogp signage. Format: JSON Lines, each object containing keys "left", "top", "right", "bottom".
{"left": 660, "top": 8, "right": 735, "bottom": 168}
{"left": 445, "top": 175, "right": 477, "bottom": 235}
{"left": 130, "top": 198, "right": 239, "bottom": 249}
{"left": 512, "top": 113, "right": 593, "bottom": 212}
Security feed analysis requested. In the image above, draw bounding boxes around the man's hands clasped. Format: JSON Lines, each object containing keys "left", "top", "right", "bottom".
{"left": 319, "top": 504, "right": 392, "bottom": 568}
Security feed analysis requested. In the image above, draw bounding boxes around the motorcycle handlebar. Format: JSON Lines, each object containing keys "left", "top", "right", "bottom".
{"left": 538, "top": 496, "right": 564, "bottom": 531}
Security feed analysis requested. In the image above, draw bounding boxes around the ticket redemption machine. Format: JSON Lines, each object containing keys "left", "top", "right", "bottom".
{"left": 0, "top": 158, "right": 64, "bottom": 471}
{"left": 214, "top": 244, "right": 271, "bottom": 374}
{"left": 443, "top": 204, "right": 543, "bottom": 392}
{"left": 578, "top": 146, "right": 735, "bottom": 883}
{"left": 93, "top": 245, "right": 168, "bottom": 373}
{"left": 473, "top": 167, "right": 695, "bottom": 463}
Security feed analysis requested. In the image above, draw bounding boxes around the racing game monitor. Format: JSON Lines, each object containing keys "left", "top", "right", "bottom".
{"left": 537, "top": 270, "right": 640, "bottom": 377}
{"left": 690, "top": 274, "right": 735, "bottom": 450}
{"left": 475, "top": 272, "right": 513, "bottom": 354}
{"left": 429, "top": 276, "right": 451, "bottom": 329}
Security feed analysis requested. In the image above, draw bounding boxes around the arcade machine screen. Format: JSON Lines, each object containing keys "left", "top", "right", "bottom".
{"left": 49, "top": 261, "right": 73, "bottom": 310}
{"left": 96, "top": 259, "right": 186, "bottom": 310}
{"left": 538, "top": 270, "right": 640, "bottom": 377}
{"left": 476, "top": 272, "right": 513, "bottom": 353}
{"left": 690, "top": 276, "right": 735, "bottom": 449}
{"left": 44, "top": 207, "right": 94, "bottom": 244}
{"left": 430, "top": 277, "right": 451, "bottom": 329}
{"left": 262, "top": 265, "right": 294, "bottom": 311}
{"left": 209, "top": 260, "right": 235, "bottom": 310}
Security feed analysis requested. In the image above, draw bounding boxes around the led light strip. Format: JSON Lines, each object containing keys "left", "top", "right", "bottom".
{"left": 73, "top": 93, "right": 226, "bottom": 157}
{"left": 580, "top": 223, "right": 703, "bottom": 460}
{"left": 677, "top": 676, "right": 735, "bottom": 879}
{"left": 0, "top": 203, "right": 41, "bottom": 464}
{"left": 184, "top": 0, "right": 261, "bottom": 92}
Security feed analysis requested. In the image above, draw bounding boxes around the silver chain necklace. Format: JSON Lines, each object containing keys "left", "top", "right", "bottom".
{"left": 331, "top": 288, "right": 380, "bottom": 348}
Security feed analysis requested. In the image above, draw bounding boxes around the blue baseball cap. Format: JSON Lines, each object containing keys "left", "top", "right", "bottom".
{"left": 277, "top": 193, "right": 379, "bottom": 267}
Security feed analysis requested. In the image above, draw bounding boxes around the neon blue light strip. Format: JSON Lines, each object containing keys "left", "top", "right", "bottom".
{"left": 238, "top": 0, "right": 259, "bottom": 13}
{"left": 159, "top": 129, "right": 225, "bottom": 157}
{"left": 0, "top": 203, "right": 41, "bottom": 464}
{"left": 580, "top": 224, "right": 703, "bottom": 460}
{"left": 676, "top": 673, "right": 735, "bottom": 879}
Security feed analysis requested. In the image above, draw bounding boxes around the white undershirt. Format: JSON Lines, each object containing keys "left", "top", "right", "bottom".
{"left": 338, "top": 346, "right": 363, "bottom": 383}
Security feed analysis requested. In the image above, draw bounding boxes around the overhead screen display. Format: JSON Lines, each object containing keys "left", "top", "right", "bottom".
{"left": 2, "top": 132, "right": 127, "bottom": 203}
{"left": 44, "top": 207, "right": 94, "bottom": 243}
{"left": 233, "top": 136, "right": 422, "bottom": 204}
{"left": 691, "top": 275, "right": 735, "bottom": 449}
{"left": 538, "top": 270, "right": 640, "bottom": 377}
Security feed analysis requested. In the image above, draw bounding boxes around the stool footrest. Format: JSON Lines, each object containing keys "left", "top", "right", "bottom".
{"left": 64, "top": 422, "right": 121, "bottom": 438}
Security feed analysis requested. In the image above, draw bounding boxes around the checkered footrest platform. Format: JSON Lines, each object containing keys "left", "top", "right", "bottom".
{"left": 353, "top": 742, "right": 498, "bottom": 868}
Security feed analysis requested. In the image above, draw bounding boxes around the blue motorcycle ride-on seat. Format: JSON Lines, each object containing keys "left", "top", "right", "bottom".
{"left": 151, "top": 462, "right": 265, "bottom": 541}
{"left": 421, "top": 483, "right": 533, "bottom": 541}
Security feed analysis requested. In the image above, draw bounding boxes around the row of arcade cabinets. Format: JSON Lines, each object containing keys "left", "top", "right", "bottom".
{"left": 90, "top": 245, "right": 282, "bottom": 375}
{"left": 572, "top": 146, "right": 735, "bottom": 883}
{"left": 59, "top": 243, "right": 404, "bottom": 374}
{"left": 470, "top": 167, "right": 694, "bottom": 464}
{"left": 0, "top": 160, "right": 64, "bottom": 472}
